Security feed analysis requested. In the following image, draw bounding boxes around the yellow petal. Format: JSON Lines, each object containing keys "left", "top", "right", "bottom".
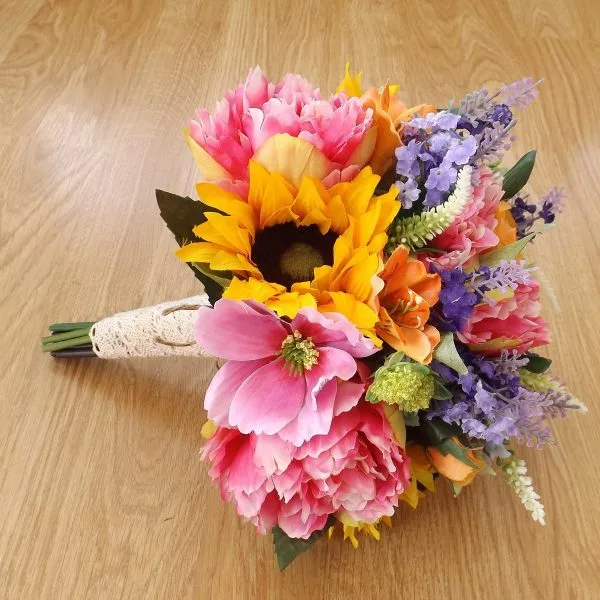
{"left": 318, "top": 291, "right": 380, "bottom": 344}
{"left": 175, "top": 241, "right": 224, "bottom": 264}
{"left": 339, "top": 167, "right": 380, "bottom": 217}
{"left": 260, "top": 171, "right": 296, "bottom": 228}
{"left": 338, "top": 252, "right": 380, "bottom": 302}
{"left": 325, "top": 194, "right": 351, "bottom": 233}
{"left": 383, "top": 404, "right": 406, "bottom": 448}
{"left": 192, "top": 213, "right": 252, "bottom": 256}
{"left": 223, "top": 277, "right": 285, "bottom": 303}
{"left": 252, "top": 133, "right": 333, "bottom": 189}
{"left": 196, "top": 182, "right": 255, "bottom": 234}
{"left": 184, "top": 128, "right": 233, "bottom": 181}
{"left": 247, "top": 160, "right": 272, "bottom": 217}
{"left": 266, "top": 292, "right": 317, "bottom": 319}
{"left": 336, "top": 62, "right": 363, "bottom": 97}
{"left": 293, "top": 177, "right": 329, "bottom": 220}
{"left": 200, "top": 420, "right": 217, "bottom": 439}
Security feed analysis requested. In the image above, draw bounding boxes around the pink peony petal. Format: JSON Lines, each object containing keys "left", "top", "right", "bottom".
{"left": 254, "top": 435, "right": 295, "bottom": 475}
{"left": 228, "top": 359, "right": 306, "bottom": 435}
{"left": 195, "top": 299, "right": 287, "bottom": 360}
{"left": 332, "top": 379, "right": 365, "bottom": 416}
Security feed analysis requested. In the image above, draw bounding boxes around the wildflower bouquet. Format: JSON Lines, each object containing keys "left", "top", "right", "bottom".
{"left": 42, "top": 66, "right": 586, "bottom": 570}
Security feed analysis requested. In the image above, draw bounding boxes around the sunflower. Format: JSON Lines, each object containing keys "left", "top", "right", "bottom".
{"left": 176, "top": 162, "right": 399, "bottom": 342}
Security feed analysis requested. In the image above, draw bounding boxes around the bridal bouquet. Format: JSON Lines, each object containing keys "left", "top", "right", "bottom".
{"left": 42, "top": 65, "right": 586, "bottom": 569}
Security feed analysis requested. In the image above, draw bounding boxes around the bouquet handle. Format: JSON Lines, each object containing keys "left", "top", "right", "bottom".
{"left": 42, "top": 295, "right": 212, "bottom": 359}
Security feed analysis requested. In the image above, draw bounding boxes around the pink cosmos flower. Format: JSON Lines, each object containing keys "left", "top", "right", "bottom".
{"left": 201, "top": 402, "right": 411, "bottom": 539}
{"left": 458, "top": 280, "right": 551, "bottom": 355}
{"left": 195, "top": 299, "right": 376, "bottom": 446}
{"left": 187, "top": 67, "right": 375, "bottom": 193}
{"left": 430, "top": 166, "right": 503, "bottom": 269}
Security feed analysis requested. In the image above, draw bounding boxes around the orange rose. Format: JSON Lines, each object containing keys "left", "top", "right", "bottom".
{"left": 493, "top": 200, "right": 518, "bottom": 248}
{"left": 426, "top": 438, "right": 486, "bottom": 486}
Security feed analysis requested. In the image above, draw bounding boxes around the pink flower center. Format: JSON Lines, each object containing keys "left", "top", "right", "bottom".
{"left": 278, "top": 330, "right": 319, "bottom": 373}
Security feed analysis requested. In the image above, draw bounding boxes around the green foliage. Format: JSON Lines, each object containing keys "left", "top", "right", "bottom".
{"left": 156, "top": 189, "right": 231, "bottom": 304}
{"left": 522, "top": 352, "right": 552, "bottom": 374}
{"left": 433, "top": 332, "right": 468, "bottom": 375}
{"left": 435, "top": 437, "right": 479, "bottom": 469}
{"left": 414, "top": 417, "right": 462, "bottom": 447}
{"left": 272, "top": 516, "right": 335, "bottom": 571}
{"left": 479, "top": 231, "right": 536, "bottom": 266}
{"left": 502, "top": 150, "right": 536, "bottom": 199}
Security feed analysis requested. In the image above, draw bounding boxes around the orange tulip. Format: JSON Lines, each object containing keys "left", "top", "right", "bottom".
{"left": 376, "top": 245, "right": 441, "bottom": 364}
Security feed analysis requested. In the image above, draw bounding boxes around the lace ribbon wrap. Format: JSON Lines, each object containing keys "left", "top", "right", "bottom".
{"left": 90, "top": 295, "right": 212, "bottom": 359}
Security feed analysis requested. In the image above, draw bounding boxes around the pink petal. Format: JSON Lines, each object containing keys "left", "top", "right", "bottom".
{"left": 312, "top": 347, "right": 357, "bottom": 382}
{"left": 226, "top": 436, "right": 265, "bottom": 493}
{"left": 254, "top": 435, "right": 295, "bottom": 475}
{"left": 278, "top": 379, "right": 338, "bottom": 446}
{"left": 332, "top": 380, "right": 365, "bottom": 416}
{"left": 228, "top": 359, "right": 306, "bottom": 435}
{"left": 204, "top": 359, "right": 270, "bottom": 426}
{"left": 195, "top": 299, "right": 287, "bottom": 360}
{"left": 291, "top": 308, "right": 376, "bottom": 357}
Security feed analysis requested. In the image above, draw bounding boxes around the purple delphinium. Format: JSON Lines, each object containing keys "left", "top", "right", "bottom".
{"left": 428, "top": 347, "right": 554, "bottom": 448}
{"left": 430, "top": 267, "right": 477, "bottom": 332}
{"left": 509, "top": 187, "right": 565, "bottom": 237}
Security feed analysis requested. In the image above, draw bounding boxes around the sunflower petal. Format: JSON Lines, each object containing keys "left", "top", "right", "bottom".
{"left": 196, "top": 182, "right": 255, "bottom": 233}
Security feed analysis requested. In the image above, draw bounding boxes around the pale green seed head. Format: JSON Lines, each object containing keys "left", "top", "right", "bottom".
{"left": 367, "top": 364, "right": 434, "bottom": 412}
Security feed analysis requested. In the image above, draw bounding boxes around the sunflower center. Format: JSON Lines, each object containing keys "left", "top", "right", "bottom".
{"left": 252, "top": 223, "right": 337, "bottom": 289}
{"left": 279, "top": 330, "right": 319, "bottom": 373}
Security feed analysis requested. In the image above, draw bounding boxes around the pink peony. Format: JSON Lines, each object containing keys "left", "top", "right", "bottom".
{"left": 458, "top": 280, "right": 551, "bottom": 355}
{"left": 194, "top": 299, "right": 376, "bottom": 446}
{"left": 187, "top": 67, "right": 375, "bottom": 192}
{"left": 201, "top": 402, "right": 411, "bottom": 538}
{"left": 430, "top": 166, "right": 503, "bottom": 269}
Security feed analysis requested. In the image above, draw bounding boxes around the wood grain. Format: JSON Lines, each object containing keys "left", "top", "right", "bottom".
{"left": 1, "top": 0, "right": 599, "bottom": 598}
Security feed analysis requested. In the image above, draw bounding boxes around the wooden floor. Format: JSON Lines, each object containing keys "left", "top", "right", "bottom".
{"left": 1, "top": 0, "right": 600, "bottom": 598}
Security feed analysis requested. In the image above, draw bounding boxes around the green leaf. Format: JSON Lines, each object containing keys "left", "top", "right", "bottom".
{"left": 156, "top": 189, "right": 231, "bottom": 304}
{"left": 192, "top": 263, "right": 232, "bottom": 289}
{"left": 450, "top": 481, "right": 464, "bottom": 497}
{"left": 479, "top": 224, "right": 553, "bottom": 267}
{"left": 523, "top": 352, "right": 552, "bottom": 374}
{"left": 432, "top": 379, "right": 452, "bottom": 401}
{"left": 273, "top": 516, "right": 335, "bottom": 571}
{"left": 479, "top": 232, "right": 535, "bottom": 266}
{"left": 433, "top": 332, "right": 468, "bottom": 375}
{"left": 383, "top": 351, "right": 405, "bottom": 368}
{"left": 435, "top": 438, "right": 479, "bottom": 469}
{"left": 502, "top": 150, "right": 536, "bottom": 199}
{"left": 404, "top": 411, "right": 420, "bottom": 427}
{"left": 416, "top": 418, "right": 462, "bottom": 447}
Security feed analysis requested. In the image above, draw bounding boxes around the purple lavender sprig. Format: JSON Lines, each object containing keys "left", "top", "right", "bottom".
{"left": 510, "top": 187, "right": 565, "bottom": 237}
{"left": 468, "top": 260, "right": 536, "bottom": 304}
{"left": 429, "top": 349, "right": 555, "bottom": 448}
{"left": 501, "top": 77, "right": 543, "bottom": 110}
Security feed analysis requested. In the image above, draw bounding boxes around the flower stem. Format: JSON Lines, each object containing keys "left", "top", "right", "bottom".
{"left": 42, "top": 334, "right": 91, "bottom": 353}
{"left": 41, "top": 321, "right": 97, "bottom": 357}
